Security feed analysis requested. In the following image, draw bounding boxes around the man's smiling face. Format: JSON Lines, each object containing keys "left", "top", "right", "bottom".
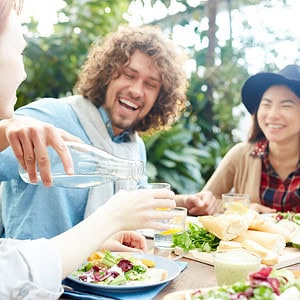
{"left": 103, "top": 49, "right": 162, "bottom": 136}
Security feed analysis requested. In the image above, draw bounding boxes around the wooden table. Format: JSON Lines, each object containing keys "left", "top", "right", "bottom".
{"left": 61, "top": 238, "right": 300, "bottom": 299}
{"left": 149, "top": 239, "right": 300, "bottom": 299}
{"left": 148, "top": 239, "right": 217, "bottom": 299}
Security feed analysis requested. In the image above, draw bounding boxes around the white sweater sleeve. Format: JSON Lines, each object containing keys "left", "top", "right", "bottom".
{"left": 0, "top": 238, "right": 63, "bottom": 299}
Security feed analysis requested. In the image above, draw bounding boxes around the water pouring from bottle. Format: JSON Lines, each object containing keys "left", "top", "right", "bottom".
{"left": 19, "top": 142, "right": 144, "bottom": 188}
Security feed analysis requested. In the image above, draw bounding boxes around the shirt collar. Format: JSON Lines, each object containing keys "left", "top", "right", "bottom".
{"left": 251, "top": 139, "right": 300, "bottom": 177}
{"left": 250, "top": 140, "right": 268, "bottom": 158}
{"left": 98, "top": 106, "right": 131, "bottom": 143}
{"left": 251, "top": 140, "right": 281, "bottom": 176}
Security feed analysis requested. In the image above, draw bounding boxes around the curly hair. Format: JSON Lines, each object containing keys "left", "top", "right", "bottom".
{"left": 75, "top": 25, "right": 188, "bottom": 132}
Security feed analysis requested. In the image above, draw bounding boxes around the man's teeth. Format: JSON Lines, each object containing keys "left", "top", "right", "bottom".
{"left": 119, "top": 98, "right": 138, "bottom": 109}
{"left": 267, "top": 124, "right": 284, "bottom": 129}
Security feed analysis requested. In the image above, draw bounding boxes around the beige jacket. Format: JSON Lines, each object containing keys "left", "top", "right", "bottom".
{"left": 203, "top": 141, "right": 261, "bottom": 203}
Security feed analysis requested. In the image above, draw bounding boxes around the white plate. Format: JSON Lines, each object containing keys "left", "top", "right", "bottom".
{"left": 137, "top": 216, "right": 200, "bottom": 238}
{"left": 137, "top": 228, "right": 155, "bottom": 238}
{"left": 260, "top": 213, "right": 277, "bottom": 221}
{"left": 64, "top": 253, "right": 181, "bottom": 295}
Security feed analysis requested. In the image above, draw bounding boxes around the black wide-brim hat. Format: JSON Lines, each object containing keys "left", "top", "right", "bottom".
{"left": 241, "top": 64, "right": 300, "bottom": 114}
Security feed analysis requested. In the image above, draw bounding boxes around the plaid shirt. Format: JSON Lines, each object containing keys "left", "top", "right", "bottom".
{"left": 251, "top": 140, "right": 300, "bottom": 212}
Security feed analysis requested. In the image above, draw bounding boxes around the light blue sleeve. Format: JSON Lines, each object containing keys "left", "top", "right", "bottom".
{"left": 0, "top": 98, "right": 90, "bottom": 181}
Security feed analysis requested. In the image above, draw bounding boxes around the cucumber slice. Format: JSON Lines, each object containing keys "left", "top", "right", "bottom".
{"left": 293, "top": 215, "right": 300, "bottom": 226}
{"left": 291, "top": 229, "right": 300, "bottom": 249}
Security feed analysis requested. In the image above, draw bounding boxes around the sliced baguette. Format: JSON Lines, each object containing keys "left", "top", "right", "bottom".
{"left": 233, "top": 230, "right": 286, "bottom": 255}
{"left": 199, "top": 214, "right": 249, "bottom": 241}
{"left": 217, "top": 240, "right": 243, "bottom": 251}
{"left": 246, "top": 209, "right": 265, "bottom": 228}
{"left": 249, "top": 220, "right": 291, "bottom": 243}
{"left": 242, "top": 239, "right": 278, "bottom": 265}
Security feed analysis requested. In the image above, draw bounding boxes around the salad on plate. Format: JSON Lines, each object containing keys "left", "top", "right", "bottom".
{"left": 168, "top": 267, "right": 300, "bottom": 300}
{"left": 71, "top": 249, "right": 168, "bottom": 286}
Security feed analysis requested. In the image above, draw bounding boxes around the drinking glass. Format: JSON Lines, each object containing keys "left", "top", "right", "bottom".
{"left": 138, "top": 182, "right": 186, "bottom": 249}
{"left": 137, "top": 182, "right": 171, "bottom": 190}
{"left": 153, "top": 206, "right": 187, "bottom": 249}
{"left": 222, "top": 193, "right": 250, "bottom": 213}
{"left": 213, "top": 249, "right": 261, "bottom": 285}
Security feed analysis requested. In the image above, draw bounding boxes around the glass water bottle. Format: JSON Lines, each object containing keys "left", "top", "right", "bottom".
{"left": 18, "top": 142, "right": 144, "bottom": 188}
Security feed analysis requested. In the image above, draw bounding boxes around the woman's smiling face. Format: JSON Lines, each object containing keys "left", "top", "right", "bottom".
{"left": 0, "top": 10, "right": 27, "bottom": 119}
{"left": 257, "top": 85, "right": 300, "bottom": 144}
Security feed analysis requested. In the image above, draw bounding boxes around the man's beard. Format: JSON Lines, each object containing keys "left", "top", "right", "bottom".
{"left": 106, "top": 107, "right": 140, "bottom": 132}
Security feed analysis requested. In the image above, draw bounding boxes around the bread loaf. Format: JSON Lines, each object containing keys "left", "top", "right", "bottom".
{"left": 245, "top": 209, "right": 264, "bottom": 228}
{"left": 242, "top": 239, "right": 278, "bottom": 265}
{"left": 249, "top": 220, "right": 291, "bottom": 243}
{"left": 217, "top": 241, "right": 243, "bottom": 251}
{"left": 199, "top": 214, "right": 249, "bottom": 241}
{"left": 233, "top": 230, "right": 286, "bottom": 255}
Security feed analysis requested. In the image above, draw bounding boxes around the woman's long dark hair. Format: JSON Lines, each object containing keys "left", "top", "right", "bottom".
{"left": 248, "top": 113, "right": 266, "bottom": 143}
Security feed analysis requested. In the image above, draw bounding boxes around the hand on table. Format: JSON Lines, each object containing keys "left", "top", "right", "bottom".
{"left": 0, "top": 116, "right": 82, "bottom": 187}
{"left": 250, "top": 203, "right": 277, "bottom": 214}
{"left": 175, "top": 191, "right": 220, "bottom": 215}
{"left": 102, "top": 231, "right": 147, "bottom": 253}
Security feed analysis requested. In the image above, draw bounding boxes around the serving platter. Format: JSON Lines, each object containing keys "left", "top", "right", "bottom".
{"left": 173, "top": 245, "right": 300, "bottom": 269}
{"left": 64, "top": 253, "right": 181, "bottom": 296}
{"left": 172, "top": 212, "right": 300, "bottom": 269}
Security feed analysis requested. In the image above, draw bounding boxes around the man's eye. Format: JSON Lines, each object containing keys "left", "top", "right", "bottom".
{"left": 124, "top": 72, "right": 134, "bottom": 79}
{"left": 146, "top": 83, "right": 157, "bottom": 88}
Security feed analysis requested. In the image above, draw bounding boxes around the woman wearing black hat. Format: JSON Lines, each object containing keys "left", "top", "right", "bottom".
{"left": 200, "top": 64, "right": 300, "bottom": 213}
{"left": 176, "top": 65, "right": 300, "bottom": 214}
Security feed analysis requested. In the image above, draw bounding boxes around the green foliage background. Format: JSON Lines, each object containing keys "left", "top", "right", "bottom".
{"left": 18, "top": 0, "right": 128, "bottom": 106}
{"left": 18, "top": 0, "right": 299, "bottom": 194}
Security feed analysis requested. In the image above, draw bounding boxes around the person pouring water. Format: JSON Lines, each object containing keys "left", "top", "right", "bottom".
{"left": 0, "top": 1, "right": 176, "bottom": 298}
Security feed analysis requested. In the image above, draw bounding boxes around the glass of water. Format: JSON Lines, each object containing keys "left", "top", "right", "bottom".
{"left": 153, "top": 206, "right": 187, "bottom": 249}
{"left": 138, "top": 182, "right": 185, "bottom": 249}
{"left": 137, "top": 182, "right": 171, "bottom": 190}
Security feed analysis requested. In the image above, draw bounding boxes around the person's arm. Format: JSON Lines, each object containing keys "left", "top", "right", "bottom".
{"left": 0, "top": 188, "right": 175, "bottom": 297}
{"left": 51, "top": 188, "right": 176, "bottom": 278}
{"left": 175, "top": 143, "right": 249, "bottom": 216}
{"left": 0, "top": 116, "right": 81, "bottom": 186}
{"left": 202, "top": 144, "right": 240, "bottom": 198}
{"left": 175, "top": 191, "right": 221, "bottom": 215}
{"left": 101, "top": 231, "right": 147, "bottom": 253}
{"left": 0, "top": 233, "right": 146, "bottom": 298}
{"left": 0, "top": 238, "right": 63, "bottom": 299}
{"left": 250, "top": 203, "right": 276, "bottom": 213}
